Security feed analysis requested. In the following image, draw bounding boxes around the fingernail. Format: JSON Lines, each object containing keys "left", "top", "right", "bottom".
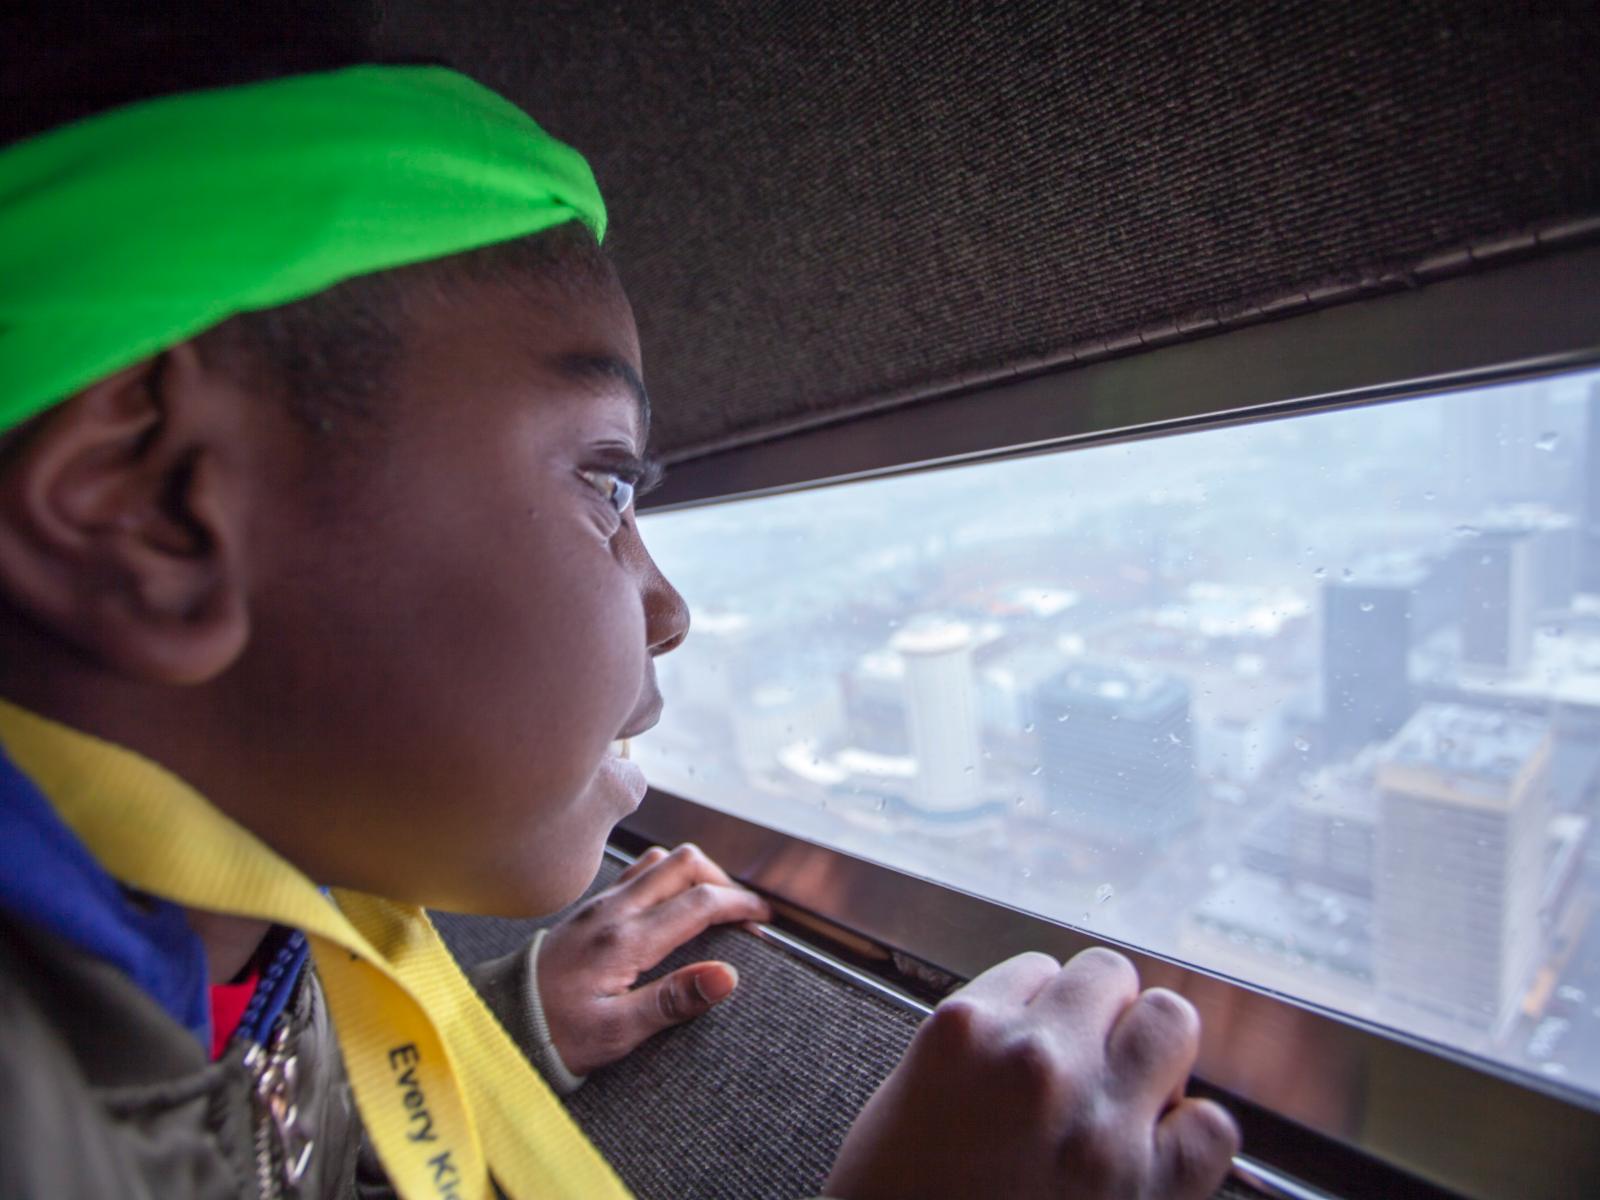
{"left": 695, "top": 965, "right": 738, "bottom": 1004}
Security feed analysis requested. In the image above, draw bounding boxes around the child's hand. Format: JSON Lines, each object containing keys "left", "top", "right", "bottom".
{"left": 536, "top": 843, "right": 772, "bottom": 1076}
{"left": 826, "top": 947, "right": 1239, "bottom": 1200}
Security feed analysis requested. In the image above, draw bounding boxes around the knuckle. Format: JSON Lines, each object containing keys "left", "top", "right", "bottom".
{"left": 924, "top": 996, "right": 989, "bottom": 1052}
{"left": 1163, "top": 1101, "right": 1240, "bottom": 1189}
{"left": 1014, "top": 950, "right": 1061, "bottom": 975}
{"left": 687, "top": 881, "right": 720, "bottom": 911}
{"left": 1139, "top": 988, "right": 1199, "bottom": 1039}
{"left": 656, "top": 980, "right": 689, "bottom": 1024}
{"left": 570, "top": 897, "right": 604, "bottom": 924}
{"left": 996, "top": 1031, "right": 1062, "bottom": 1098}
{"left": 1194, "top": 1100, "right": 1241, "bottom": 1156}
{"left": 1075, "top": 945, "right": 1139, "bottom": 989}
{"left": 587, "top": 922, "right": 623, "bottom": 955}
{"left": 672, "top": 842, "right": 708, "bottom": 870}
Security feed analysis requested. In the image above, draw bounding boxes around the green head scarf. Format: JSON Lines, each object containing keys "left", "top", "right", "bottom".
{"left": 0, "top": 65, "right": 607, "bottom": 435}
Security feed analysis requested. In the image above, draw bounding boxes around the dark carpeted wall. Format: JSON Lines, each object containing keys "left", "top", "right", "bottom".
{"left": 373, "top": 1, "right": 1600, "bottom": 461}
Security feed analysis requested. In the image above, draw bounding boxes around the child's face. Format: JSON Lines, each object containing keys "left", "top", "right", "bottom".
{"left": 232, "top": 273, "right": 689, "bottom": 915}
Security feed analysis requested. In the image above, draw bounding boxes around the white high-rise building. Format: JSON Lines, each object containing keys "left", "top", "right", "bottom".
{"left": 1375, "top": 704, "right": 1551, "bottom": 1042}
{"left": 891, "top": 620, "right": 982, "bottom": 814}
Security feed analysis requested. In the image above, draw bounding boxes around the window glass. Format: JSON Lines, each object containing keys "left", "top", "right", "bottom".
{"left": 636, "top": 366, "right": 1600, "bottom": 1094}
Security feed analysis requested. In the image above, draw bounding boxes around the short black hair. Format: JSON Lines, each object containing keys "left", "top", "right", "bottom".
{"left": 3, "top": 5, "right": 618, "bottom": 437}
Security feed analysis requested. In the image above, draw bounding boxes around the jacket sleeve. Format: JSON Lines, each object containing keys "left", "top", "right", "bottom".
{"left": 465, "top": 927, "right": 587, "bottom": 1095}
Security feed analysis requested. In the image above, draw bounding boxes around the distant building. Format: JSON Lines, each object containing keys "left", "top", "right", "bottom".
{"left": 1191, "top": 667, "right": 1294, "bottom": 784}
{"left": 892, "top": 619, "right": 984, "bottom": 814}
{"left": 1457, "top": 529, "right": 1536, "bottom": 673}
{"left": 1037, "top": 661, "right": 1195, "bottom": 843}
{"left": 1447, "top": 382, "right": 1554, "bottom": 506}
{"left": 1375, "top": 704, "right": 1552, "bottom": 1039}
{"left": 843, "top": 647, "right": 910, "bottom": 754}
{"left": 734, "top": 681, "right": 845, "bottom": 780}
{"left": 977, "top": 638, "right": 1073, "bottom": 736}
{"left": 1482, "top": 505, "right": 1578, "bottom": 612}
{"left": 1182, "top": 872, "right": 1376, "bottom": 1012}
{"left": 1582, "top": 382, "right": 1600, "bottom": 593}
{"left": 1322, "top": 559, "right": 1423, "bottom": 754}
{"left": 1289, "top": 764, "right": 1379, "bottom": 899}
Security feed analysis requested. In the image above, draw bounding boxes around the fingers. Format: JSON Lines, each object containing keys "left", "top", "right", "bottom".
{"left": 611, "top": 842, "right": 738, "bottom": 910}
{"left": 634, "top": 881, "right": 772, "bottom": 961}
{"left": 1105, "top": 987, "right": 1201, "bottom": 1116}
{"left": 1031, "top": 946, "right": 1142, "bottom": 1038}
{"left": 1155, "top": 1097, "right": 1240, "bottom": 1199}
{"left": 613, "top": 845, "right": 669, "bottom": 885}
{"left": 950, "top": 951, "right": 1061, "bottom": 1009}
{"left": 618, "top": 961, "right": 742, "bottom": 1045}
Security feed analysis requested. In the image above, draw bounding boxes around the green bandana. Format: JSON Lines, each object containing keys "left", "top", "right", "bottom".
{"left": 0, "top": 65, "right": 607, "bottom": 435}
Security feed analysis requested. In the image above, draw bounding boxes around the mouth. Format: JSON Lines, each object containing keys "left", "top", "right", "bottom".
{"left": 615, "top": 692, "right": 664, "bottom": 742}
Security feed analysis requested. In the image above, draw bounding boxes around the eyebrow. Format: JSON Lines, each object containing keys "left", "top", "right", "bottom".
{"left": 548, "top": 352, "right": 652, "bottom": 442}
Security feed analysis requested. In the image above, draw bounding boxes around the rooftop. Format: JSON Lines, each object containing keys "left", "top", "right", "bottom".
{"left": 1382, "top": 703, "right": 1549, "bottom": 784}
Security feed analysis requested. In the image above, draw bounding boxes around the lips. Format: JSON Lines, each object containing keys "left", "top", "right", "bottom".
{"left": 615, "top": 691, "right": 663, "bottom": 741}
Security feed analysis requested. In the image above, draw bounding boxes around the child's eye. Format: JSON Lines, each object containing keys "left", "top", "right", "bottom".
{"left": 579, "top": 468, "right": 636, "bottom": 515}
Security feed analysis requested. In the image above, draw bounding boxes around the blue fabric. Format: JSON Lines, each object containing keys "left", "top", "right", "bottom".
{"left": 0, "top": 740, "right": 211, "bottom": 1043}
{"left": 235, "top": 928, "right": 309, "bottom": 1048}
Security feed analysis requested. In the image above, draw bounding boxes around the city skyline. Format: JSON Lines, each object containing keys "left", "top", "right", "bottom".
{"left": 635, "top": 367, "right": 1600, "bottom": 1094}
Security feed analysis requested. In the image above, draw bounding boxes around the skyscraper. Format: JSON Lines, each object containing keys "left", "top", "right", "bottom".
{"left": 1458, "top": 529, "right": 1536, "bottom": 673}
{"left": 1036, "top": 661, "right": 1195, "bottom": 844}
{"left": 892, "top": 619, "right": 983, "bottom": 814}
{"left": 1322, "top": 558, "right": 1423, "bottom": 755}
{"left": 1582, "top": 381, "right": 1600, "bottom": 593}
{"left": 1375, "top": 704, "right": 1551, "bottom": 1040}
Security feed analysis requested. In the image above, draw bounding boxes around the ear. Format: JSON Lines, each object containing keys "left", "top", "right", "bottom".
{"left": 0, "top": 343, "right": 251, "bottom": 684}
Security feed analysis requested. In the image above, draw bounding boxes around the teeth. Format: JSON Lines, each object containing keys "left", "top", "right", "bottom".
{"left": 613, "top": 739, "right": 632, "bottom": 760}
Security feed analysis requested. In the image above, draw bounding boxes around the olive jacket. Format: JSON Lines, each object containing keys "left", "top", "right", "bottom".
{"left": 0, "top": 909, "right": 554, "bottom": 1199}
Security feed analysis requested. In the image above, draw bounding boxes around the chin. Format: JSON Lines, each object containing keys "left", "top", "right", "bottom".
{"left": 456, "top": 830, "right": 613, "bottom": 919}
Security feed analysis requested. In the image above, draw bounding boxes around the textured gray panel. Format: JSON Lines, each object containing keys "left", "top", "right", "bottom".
{"left": 435, "top": 861, "right": 1267, "bottom": 1200}
{"left": 435, "top": 860, "right": 921, "bottom": 1199}
{"left": 374, "top": 1, "right": 1600, "bottom": 459}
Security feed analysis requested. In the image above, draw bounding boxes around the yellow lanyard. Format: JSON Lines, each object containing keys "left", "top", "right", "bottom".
{"left": 0, "top": 699, "right": 631, "bottom": 1200}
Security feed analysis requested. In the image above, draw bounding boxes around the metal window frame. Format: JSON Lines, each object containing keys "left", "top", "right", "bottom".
{"left": 628, "top": 244, "right": 1600, "bottom": 1200}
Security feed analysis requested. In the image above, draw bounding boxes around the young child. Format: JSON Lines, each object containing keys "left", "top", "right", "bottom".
{"left": 0, "top": 24, "right": 1238, "bottom": 1200}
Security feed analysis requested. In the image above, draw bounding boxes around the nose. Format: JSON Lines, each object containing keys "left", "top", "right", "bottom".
{"left": 640, "top": 545, "right": 690, "bottom": 657}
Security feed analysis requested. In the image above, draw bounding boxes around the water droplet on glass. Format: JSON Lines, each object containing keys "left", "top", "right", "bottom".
{"left": 1422, "top": 490, "right": 1436, "bottom": 502}
{"left": 1057, "top": 712, "right": 1071, "bottom": 722}
{"left": 1020, "top": 866, "right": 1032, "bottom": 880}
{"left": 1293, "top": 736, "right": 1310, "bottom": 752}
{"left": 1341, "top": 567, "right": 1354, "bottom": 579}
{"left": 874, "top": 797, "right": 887, "bottom": 812}
{"left": 1022, "top": 722, "right": 1036, "bottom": 734}
{"left": 1095, "top": 883, "right": 1115, "bottom": 905}
{"left": 1535, "top": 431, "right": 1561, "bottom": 452}
{"left": 1029, "top": 765, "right": 1043, "bottom": 776}
{"left": 1167, "top": 732, "right": 1182, "bottom": 745}
{"left": 1312, "top": 566, "right": 1326, "bottom": 580}
{"left": 962, "top": 765, "right": 975, "bottom": 775}
{"left": 1014, "top": 796, "right": 1026, "bottom": 809}
{"left": 1454, "top": 525, "right": 1482, "bottom": 539}
{"left": 1359, "top": 601, "right": 1375, "bottom": 612}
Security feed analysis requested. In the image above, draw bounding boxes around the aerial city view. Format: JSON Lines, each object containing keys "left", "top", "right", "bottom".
{"left": 636, "top": 367, "right": 1600, "bottom": 1095}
